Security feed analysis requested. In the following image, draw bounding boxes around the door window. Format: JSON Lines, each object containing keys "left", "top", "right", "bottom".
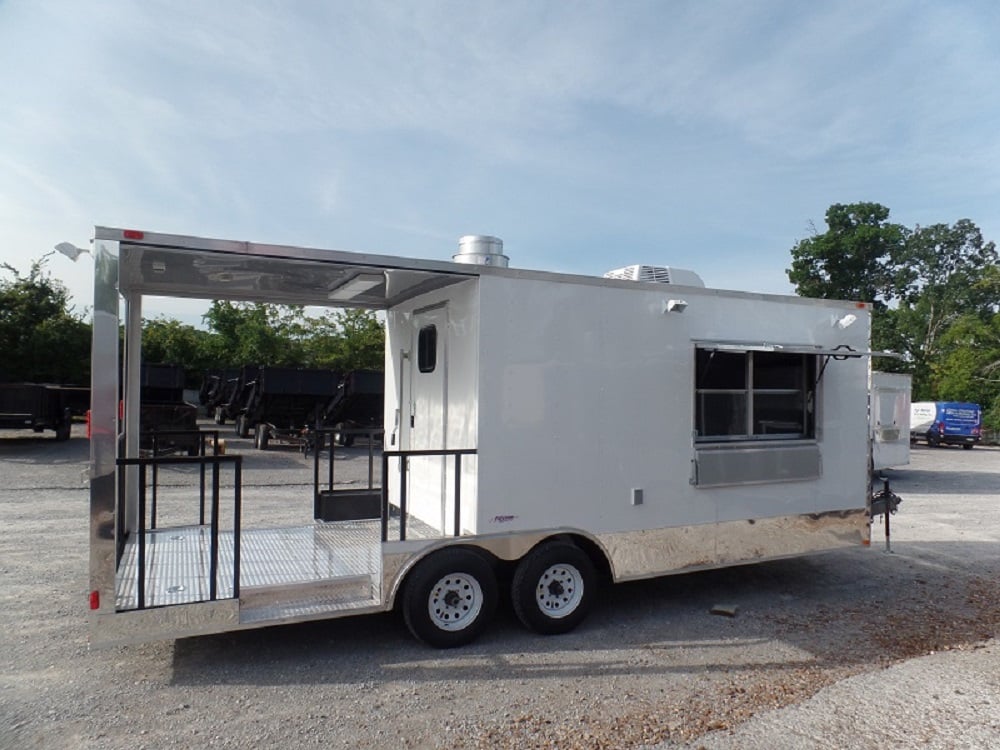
{"left": 418, "top": 325, "right": 437, "bottom": 373}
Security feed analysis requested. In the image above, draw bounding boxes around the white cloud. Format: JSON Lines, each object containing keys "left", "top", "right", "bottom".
{"left": 1, "top": 0, "right": 999, "bottom": 312}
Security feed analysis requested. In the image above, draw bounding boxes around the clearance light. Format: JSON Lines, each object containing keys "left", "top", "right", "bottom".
{"left": 89, "top": 590, "right": 100, "bottom": 610}
{"left": 122, "top": 229, "right": 145, "bottom": 239}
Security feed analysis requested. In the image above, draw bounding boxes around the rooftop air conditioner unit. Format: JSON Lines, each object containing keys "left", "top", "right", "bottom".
{"left": 603, "top": 265, "right": 705, "bottom": 287}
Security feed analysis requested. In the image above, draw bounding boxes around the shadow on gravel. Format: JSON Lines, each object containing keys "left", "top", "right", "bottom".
{"left": 883, "top": 467, "right": 1000, "bottom": 495}
{"left": 0, "top": 433, "right": 89, "bottom": 464}
{"left": 168, "top": 540, "right": 1000, "bottom": 688}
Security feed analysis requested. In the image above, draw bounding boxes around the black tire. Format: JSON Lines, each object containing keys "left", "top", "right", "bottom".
{"left": 927, "top": 432, "right": 940, "bottom": 447}
{"left": 511, "top": 541, "right": 596, "bottom": 636}
{"left": 214, "top": 406, "right": 226, "bottom": 425}
{"left": 254, "top": 425, "right": 270, "bottom": 450}
{"left": 963, "top": 443, "right": 974, "bottom": 450}
{"left": 54, "top": 419, "right": 71, "bottom": 442}
{"left": 236, "top": 414, "right": 250, "bottom": 439}
{"left": 402, "top": 548, "right": 498, "bottom": 648}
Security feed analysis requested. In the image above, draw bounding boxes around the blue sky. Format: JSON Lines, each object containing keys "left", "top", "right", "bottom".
{"left": 2, "top": 0, "right": 998, "bottom": 323}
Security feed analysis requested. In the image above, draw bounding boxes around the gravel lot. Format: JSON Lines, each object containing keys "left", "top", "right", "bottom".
{"left": 1, "top": 426, "right": 998, "bottom": 749}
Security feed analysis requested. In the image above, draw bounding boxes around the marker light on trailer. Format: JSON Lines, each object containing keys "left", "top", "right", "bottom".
{"left": 122, "top": 229, "right": 144, "bottom": 239}
{"left": 89, "top": 591, "right": 100, "bottom": 610}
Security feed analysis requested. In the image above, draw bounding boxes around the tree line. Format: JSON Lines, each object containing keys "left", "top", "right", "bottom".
{"left": 4, "top": 204, "right": 998, "bottom": 430}
{"left": 0, "top": 260, "right": 384, "bottom": 388}
{"left": 143, "top": 302, "right": 385, "bottom": 385}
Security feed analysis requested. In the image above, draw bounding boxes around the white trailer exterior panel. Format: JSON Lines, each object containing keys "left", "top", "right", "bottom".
{"left": 474, "top": 274, "right": 870, "bottom": 538}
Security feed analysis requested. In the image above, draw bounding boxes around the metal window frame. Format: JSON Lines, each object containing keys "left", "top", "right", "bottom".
{"left": 695, "top": 348, "right": 815, "bottom": 442}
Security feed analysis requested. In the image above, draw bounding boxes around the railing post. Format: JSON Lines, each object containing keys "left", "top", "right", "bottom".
{"left": 399, "top": 456, "right": 408, "bottom": 542}
{"left": 199, "top": 431, "right": 207, "bottom": 526}
{"left": 367, "top": 432, "right": 375, "bottom": 489}
{"left": 233, "top": 457, "right": 242, "bottom": 599}
{"left": 381, "top": 451, "right": 390, "bottom": 543}
{"left": 453, "top": 453, "right": 462, "bottom": 537}
{"left": 313, "top": 430, "right": 322, "bottom": 519}
{"left": 209, "top": 460, "right": 220, "bottom": 600}
{"left": 150, "top": 434, "right": 158, "bottom": 530}
{"left": 137, "top": 463, "right": 147, "bottom": 609}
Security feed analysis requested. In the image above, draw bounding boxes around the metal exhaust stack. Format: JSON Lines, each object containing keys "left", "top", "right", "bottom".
{"left": 453, "top": 235, "right": 508, "bottom": 267}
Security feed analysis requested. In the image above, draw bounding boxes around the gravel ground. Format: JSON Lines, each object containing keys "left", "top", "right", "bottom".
{"left": 1, "top": 426, "right": 998, "bottom": 749}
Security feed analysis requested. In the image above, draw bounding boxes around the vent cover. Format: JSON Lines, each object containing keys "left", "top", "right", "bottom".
{"left": 453, "top": 235, "right": 508, "bottom": 267}
{"left": 603, "top": 265, "right": 705, "bottom": 287}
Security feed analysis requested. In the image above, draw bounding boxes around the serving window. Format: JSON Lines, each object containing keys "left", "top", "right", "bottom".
{"left": 695, "top": 348, "right": 815, "bottom": 442}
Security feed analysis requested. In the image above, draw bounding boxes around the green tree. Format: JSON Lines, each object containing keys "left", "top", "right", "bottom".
{"left": 0, "top": 258, "right": 90, "bottom": 384}
{"left": 142, "top": 317, "right": 217, "bottom": 385}
{"left": 787, "top": 202, "right": 909, "bottom": 311}
{"left": 889, "top": 220, "right": 998, "bottom": 397}
{"left": 311, "top": 309, "right": 384, "bottom": 372}
{"left": 201, "top": 301, "right": 307, "bottom": 367}
{"left": 788, "top": 206, "right": 998, "bottom": 384}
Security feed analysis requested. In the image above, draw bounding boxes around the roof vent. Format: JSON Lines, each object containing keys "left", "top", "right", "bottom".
{"left": 603, "top": 264, "right": 705, "bottom": 287}
{"left": 453, "top": 235, "right": 508, "bottom": 267}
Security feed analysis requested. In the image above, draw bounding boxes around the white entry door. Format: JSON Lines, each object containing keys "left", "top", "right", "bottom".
{"left": 400, "top": 304, "right": 449, "bottom": 532}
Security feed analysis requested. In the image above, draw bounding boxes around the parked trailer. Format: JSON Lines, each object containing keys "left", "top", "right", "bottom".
{"left": 320, "top": 369, "right": 384, "bottom": 446}
{"left": 0, "top": 382, "right": 77, "bottom": 440}
{"left": 225, "top": 365, "right": 259, "bottom": 434}
{"left": 88, "top": 228, "right": 899, "bottom": 648}
{"left": 198, "top": 368, "right": 238, "bottom": 418}
{"left": 871, "top": 372, "right": 911, "bottom": 470}
{"left": 239, "top": 366, "right": 341, "bottom": 450}
{"left": 140, "top": 364, "right": 198, "bottom": 455}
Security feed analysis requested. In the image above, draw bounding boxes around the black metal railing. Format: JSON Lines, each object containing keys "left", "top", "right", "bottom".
{"left": 312, "top": 427, "right": 384, "bottom": 511}
{"left": 380, "top": 449, "right": 477, "bottom": 542}
{"left": 116, "top": 443, "right": 242, "bottom": 610}
{"left": 143, "top": 430, "right": 223, "bottom": 527}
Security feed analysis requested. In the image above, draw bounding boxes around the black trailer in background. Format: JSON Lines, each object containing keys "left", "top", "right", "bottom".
{"left": 0, "top": 383, "right": 79, "bottom": 440}
{"left": 321, "top": 369, "right": 384, "bottom": 446}
{"left": 223, "top": 366, "right": 259, "bottom": 435}
{"left": 241, "top": 366, "right": 341, "bottom": 450}
{"left": 140, "top": 364, "right": 198, "bottom": 455}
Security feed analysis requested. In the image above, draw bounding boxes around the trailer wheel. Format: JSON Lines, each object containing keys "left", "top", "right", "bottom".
{"left": 402, "top": 548, "right": 497, "bottom": 648}
{"left": 254, "top": 424, "right": 270, "bottom": 451}
{"left": 511, "top": 541, "right": 596, "bottom": 636}
{"left": 54, "top": 419, "right": 72, "bottom": 442}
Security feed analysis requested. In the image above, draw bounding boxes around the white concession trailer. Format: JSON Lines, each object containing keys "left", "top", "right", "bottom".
{"left": 88, "top": 228, "right": 893, "bottom": 647}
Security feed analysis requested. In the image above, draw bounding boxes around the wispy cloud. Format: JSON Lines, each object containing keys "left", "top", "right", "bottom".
{"left": 1, "top": 0, "right": 998, "bottom": 312}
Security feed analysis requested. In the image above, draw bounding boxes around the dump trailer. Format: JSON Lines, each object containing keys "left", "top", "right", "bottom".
{"left": 198, "top": 368, "right": 238, "bottom": 418}
{"left": 139, "top": 364, "right": 199, "bottom": 455}
{"left": 223, "top": 365, "right": 259, "bottom": 434}
{"left": 239, "top": 366, "right": 341, "bottom": 450}
{"left": 88, "top": 228, "right": 900, "bottom": 648}
{"left": 0, "top": 383, "right": 77, "bottom": 440}
{"left": 320, "top": 369, "right": 384, "bottom": 446}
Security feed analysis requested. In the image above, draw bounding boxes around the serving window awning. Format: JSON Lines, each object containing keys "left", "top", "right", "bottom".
{"left": 694, "top": 340, "right": 902, "bottom": 360}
